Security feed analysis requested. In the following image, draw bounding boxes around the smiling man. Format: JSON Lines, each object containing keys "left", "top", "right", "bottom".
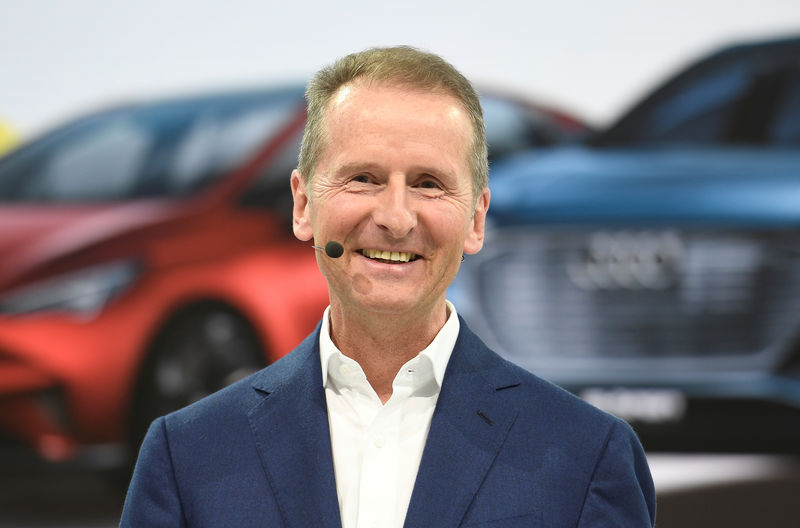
{"left": 122, "top": 47, "right": 656, "bottom": 527}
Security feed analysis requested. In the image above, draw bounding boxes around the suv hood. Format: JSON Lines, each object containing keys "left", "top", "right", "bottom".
{"left": 489, "top": 146, "right": 800, "bottom": 227}
{"left": 0, "top": 201, "right": 179, "bottom": 289}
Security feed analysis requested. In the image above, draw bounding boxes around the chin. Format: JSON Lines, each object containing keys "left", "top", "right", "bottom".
{"left": 356, "top": 291, "right": 445, "bottom": 318}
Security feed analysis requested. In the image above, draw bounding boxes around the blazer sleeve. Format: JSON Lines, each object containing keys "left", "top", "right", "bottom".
{"left": 120, "top": 416, "right": 188, "bottom": 528}
{"left": 576, "top": 419, "right": 657, "bottom": 527}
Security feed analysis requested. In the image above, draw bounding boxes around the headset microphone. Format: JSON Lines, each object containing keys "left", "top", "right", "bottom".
{"left": 312, "top": 241, "right": 344, "bottom": 259}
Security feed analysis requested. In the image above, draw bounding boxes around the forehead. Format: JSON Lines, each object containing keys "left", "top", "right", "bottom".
{"left": 321, "top": 81, "right": 472, "bottom": 166}
{"left": 327, "top": 79, "right": 466, "bottom": 120}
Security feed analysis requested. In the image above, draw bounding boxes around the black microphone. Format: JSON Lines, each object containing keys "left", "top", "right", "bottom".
{"left": 312, "top": 241, "right": 344, "bottom": 259}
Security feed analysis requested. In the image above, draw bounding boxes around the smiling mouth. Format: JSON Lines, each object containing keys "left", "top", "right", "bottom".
{"left": 360, "top": 249, "right": 420, "bottom": 263}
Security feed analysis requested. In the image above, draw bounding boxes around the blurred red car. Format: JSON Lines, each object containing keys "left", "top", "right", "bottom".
{"left": 0, "top": 85, "right": 587, "bottom": 466}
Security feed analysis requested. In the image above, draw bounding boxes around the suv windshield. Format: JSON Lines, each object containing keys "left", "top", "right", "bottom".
{"left": 594, "top": 40, "right": 800, "bottom": 147}
{"left": 0, "top": 88, "right": 303, "bottom": 202}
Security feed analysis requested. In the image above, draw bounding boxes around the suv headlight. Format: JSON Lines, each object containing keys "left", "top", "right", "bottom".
{"left": 0, "top": 260, "right": 141, "bottom": 317}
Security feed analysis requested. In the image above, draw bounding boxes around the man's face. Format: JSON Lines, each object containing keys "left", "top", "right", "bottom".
{"left": 291, "top": 81, "right": 489, "bottom": 319}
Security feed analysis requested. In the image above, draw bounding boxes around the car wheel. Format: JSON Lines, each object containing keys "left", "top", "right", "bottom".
{"left": 129, "top": 305, "right": 266, "bottom": 453}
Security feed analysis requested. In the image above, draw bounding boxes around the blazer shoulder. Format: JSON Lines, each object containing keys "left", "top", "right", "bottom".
{"left": 457, "top": 318, "right": 628, "bottom": 438}
{"left": 163, "top": 324, "right": 320, "bottom": 434}
{"left": 450, "top": 320, "right": 654, "bottom": 525}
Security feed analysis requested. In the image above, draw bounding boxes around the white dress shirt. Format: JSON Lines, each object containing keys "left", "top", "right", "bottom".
{"left": 319, "top": 302, "right": 460, "bottom": 528}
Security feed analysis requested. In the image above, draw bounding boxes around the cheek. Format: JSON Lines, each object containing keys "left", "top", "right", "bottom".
{"left": 439, "top": 199, "right": 474, "bottom": 228}
{"left": 315, "top": 199, "right": 363, "bottom": 237}
{"left": 427, "top": 212, "right": 471, "bottom": 251}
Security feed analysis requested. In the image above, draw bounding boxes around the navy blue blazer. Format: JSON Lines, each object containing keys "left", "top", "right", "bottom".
{"left": 121, "top": 318, "right": 656, "bottom": 527}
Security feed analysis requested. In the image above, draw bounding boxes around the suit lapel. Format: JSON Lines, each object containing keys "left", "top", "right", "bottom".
{"left": 403, "top": 320, "right": 521, "bottom": 528}
{"left": 247, "top": 328, "right": 342, "bottom": 528}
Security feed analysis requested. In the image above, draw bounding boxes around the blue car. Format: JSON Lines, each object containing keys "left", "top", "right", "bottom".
{"left": 452, "top": 35, "right": 800, "bottom": 452}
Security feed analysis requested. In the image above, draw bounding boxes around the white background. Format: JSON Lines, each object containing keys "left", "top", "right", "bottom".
{"left": 1, "top": 0, "right": 798, "bottom": 136}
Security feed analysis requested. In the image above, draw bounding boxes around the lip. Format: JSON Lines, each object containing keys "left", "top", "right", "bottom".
{"left": 355, "top": 251, "right": 424, "bottom": 275}
{"left": 357, "top": 248, "right": 422, "bottom": 264}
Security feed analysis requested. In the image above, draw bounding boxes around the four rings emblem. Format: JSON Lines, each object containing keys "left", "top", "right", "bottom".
{"left": 567, "top": 231, "right": 684, "bottom": 291}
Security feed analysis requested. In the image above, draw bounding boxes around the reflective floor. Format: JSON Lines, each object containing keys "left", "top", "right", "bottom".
{"left": 1, "top": 453, "right": 799, "bottom": 527}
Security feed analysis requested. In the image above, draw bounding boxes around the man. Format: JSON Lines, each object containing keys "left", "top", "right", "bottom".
{"left": 122, "top": 46, "right": 656, "bottom": 527}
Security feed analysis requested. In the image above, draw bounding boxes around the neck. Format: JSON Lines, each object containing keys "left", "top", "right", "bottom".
{"left": 328, "top": 301, "right": 448, "bottom": 403}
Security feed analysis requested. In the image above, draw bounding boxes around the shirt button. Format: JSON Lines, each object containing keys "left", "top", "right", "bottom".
{"left": 373, "top": 434, "right": 386, "bottom": 448}
{"left": 338, "top": 364, "right": 353, "bottom": 376}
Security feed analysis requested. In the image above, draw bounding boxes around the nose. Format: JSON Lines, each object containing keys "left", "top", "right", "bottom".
{"left": 372, "top": 178, "right": 416, "bottom": 238}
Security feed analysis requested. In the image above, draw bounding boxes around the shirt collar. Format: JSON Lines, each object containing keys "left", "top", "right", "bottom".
{"left": 319, "top": 301, "right": 460, "bottom": 389}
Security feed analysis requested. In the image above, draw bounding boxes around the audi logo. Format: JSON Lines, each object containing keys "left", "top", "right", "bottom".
{"left": 567, "top": 231, "right": 684, "bottom": 291}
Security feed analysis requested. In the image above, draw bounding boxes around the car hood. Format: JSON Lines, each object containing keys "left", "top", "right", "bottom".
{"left": 489, "top": 146, "right": 800, "bottom": 227}
{"left": 0, "top": 201, "right": 180, "bottom": 289}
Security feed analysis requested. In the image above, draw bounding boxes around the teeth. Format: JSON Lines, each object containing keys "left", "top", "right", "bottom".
{"left": 362, "top": 249, "right": 416, "bottom": 262}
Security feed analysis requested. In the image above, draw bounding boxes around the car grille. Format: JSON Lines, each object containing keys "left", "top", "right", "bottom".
{"left": 467, "top": 228, "right": 800, "bottom": 361}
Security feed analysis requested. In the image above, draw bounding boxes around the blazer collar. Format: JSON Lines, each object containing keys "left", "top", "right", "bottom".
{"left": 247, "top": 324, "right": 343, "bottom": 528}
{"left": 403, "top": 317, "right": 521, "bottom": 528}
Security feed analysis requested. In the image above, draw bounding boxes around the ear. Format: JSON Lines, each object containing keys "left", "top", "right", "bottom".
{"left": 290, "top": 169, "right": 314, "bottom": 242}
{"left": 463, "top": 188, "right": 490, "bottom": 255}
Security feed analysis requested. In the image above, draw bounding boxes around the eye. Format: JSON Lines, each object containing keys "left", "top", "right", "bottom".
{"left": 352, "top": 174, "right": 371, "bottom": 183}
{"left": 416, "top": 178, "right": 442, "bottom": 190}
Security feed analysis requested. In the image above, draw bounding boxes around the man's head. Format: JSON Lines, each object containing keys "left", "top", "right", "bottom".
{"left": 298, "top": 46, "right": 488, "bottom": 199}
{"left": 291, "top": 47, "right": 490, "bottom": 322}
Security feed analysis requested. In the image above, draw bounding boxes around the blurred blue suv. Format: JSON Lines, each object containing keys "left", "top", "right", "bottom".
{"left": 452, "top": 35, "right": 800, "bottom": 452}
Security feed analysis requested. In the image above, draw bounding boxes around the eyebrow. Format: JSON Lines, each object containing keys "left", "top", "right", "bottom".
{"left": 332, "top": 161, "right": 458, "bottom": 181}
{"left": 332, "top": 162, "right": 382, "bottom": 176}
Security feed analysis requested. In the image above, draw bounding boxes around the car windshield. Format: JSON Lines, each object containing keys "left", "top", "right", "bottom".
{"left": 0, "top": 88, "right": 303, "bottom": 202}
{"left": 594, "top": 41, "right": 800, "bottom": 147}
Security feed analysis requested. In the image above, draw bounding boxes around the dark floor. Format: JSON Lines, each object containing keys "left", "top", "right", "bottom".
{"left": 0, "top": 469, "right": 124, "bottom": 527}
{"left": 652, "top": 454, "right": 800, "bottom": 528}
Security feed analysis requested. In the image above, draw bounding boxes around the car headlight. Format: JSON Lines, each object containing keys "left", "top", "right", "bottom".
{"left": 0, "top": 260, "right": 141, "bottom": 317}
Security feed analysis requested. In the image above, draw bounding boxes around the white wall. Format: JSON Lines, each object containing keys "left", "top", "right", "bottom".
{"left": 1, "top": 0, "right": 798, "bottom": 136}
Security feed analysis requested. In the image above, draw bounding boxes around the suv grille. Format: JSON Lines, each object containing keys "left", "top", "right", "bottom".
{"left": 470, "top": 228, "right": 800, "bottom": 361}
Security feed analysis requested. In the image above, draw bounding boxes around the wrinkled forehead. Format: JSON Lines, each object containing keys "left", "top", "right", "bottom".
{"left": 325, "top": 83, "right": 470, "bottom": 160}
{"left": 322, "top": 80, "right": 475, "bottom": 153}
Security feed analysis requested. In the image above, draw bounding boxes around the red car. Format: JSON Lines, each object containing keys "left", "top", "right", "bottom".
{"left": 0, "top": 85, "right": 587, "bottom": 466}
